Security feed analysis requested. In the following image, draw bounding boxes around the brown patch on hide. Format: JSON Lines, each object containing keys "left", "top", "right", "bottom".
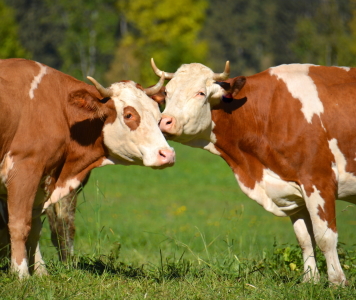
{"left": 123, "top": 106, "right": 141, "bottom": 131}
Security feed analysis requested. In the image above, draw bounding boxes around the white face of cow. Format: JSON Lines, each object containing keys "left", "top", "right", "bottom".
{"left": 160, "top": 64, "right": 226, "bottom": 145}
{"left": 103, "top": 81, "right": 175, "bottom": 168}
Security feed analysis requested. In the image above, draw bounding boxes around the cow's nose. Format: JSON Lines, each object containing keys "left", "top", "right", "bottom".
{"left": 159, "top": 115, "right": 175, "bottom": 133}
{"left": 157, "top": 149, "right": 175, "bottom": 165}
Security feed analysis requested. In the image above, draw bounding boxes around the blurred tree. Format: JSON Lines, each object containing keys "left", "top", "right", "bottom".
{"left": 0, "top": 0, "right": 30, "bottom": 59}
{"left": 6, "top": 0, "right": 119, "bottom": 83}
{"left": 202, "top": 0, "right": 271, "bottom": 76}
{"left": 5, "top": 0, "right": 63, "bottom": 69}
{"left": 202, "top": 0, "right": 319, "bottom": 76}
{"left": 291, "top": 0, "right": 353, "bottom": 66}
{"left": 47, "top": 0, "right": 119, "bottom": 82}
{"left": 106, "top": 0, "right": 208, "bottom": 86}
{"left": 347, "top": 0, "right": 356, "bottom": 65}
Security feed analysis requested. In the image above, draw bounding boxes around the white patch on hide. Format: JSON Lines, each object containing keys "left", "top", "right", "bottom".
{"left": 43, "top": 178, "right": 80, "bottom": 210}
{"left": 302, "top": 184, "right": 346, "bottom": 284}
{"left": 269, "top": 64, "right": 323, "bottom": 123}
{"left": 234, "top": 169, "right": 304, "bottom": 217}
{"left": 337, "top": 66, "right": 350, "bottom": 72}
{"left": 43, "top": 175, "right": 53, "bottom": 199}
{"left": 203, "top": 121, "right": 220, "bottom": 155}
{"left": 0, "top": 152, "right": 14, "bottom": 185}
{"left": 34, "top": 243, "right": 47, "bottom": 275}
{"left": 210, "top": 121, "right": 217, "bottom": 143}
{"left": 29, "top": 62, "right": 47, "bottom": 99}
{"left": 99, "top": 158, "right": 115, "bottom": 167}
{"left": 204, "top": 143, "right": 221, "bottom": 155}
{"left": 328, "top": 138, "right": 356, "bottom": 199}
{"left": 301, "top": 185, "right": 332, "bottom": 246}
{"left": 11, "top": 258, "right": 29, "bottom": 279}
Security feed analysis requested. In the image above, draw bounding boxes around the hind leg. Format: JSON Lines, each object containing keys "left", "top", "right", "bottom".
{"left": 290, "top": 206, "right": 320, "bottom": 282}
{"left": 303, "top": 186, "right": 346, "bottom": 285}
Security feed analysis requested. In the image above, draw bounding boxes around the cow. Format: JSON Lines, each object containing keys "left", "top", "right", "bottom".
{"left": 46, "top": 81, "right": 168, "bottom": 263}
{"left": 150, "top": 58, "right": 356, "bottom": 285}
{"left": 0, "top": 58, "right": 175, "bottom": 278}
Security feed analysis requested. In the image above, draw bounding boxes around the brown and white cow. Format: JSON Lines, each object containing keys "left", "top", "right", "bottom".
{"left": 46, "top": 81, "right": 169, "bottom": 263}
{"left": 0, "top": 58, "right": 175, "bottom": 278}
{"left": 151, "top": 59, "right": 356, "bottom": 285}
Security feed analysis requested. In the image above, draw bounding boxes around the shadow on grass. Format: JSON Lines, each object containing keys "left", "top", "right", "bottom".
{"left": 74, "top": 255, "right": 147, "bottom": 278}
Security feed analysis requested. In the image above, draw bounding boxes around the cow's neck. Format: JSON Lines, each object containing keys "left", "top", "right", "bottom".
{"left": 57, "top": 117, "right": 109, "bottom": 187}
{"left": 209, "top": 76, "right": 279, "bottom": 188}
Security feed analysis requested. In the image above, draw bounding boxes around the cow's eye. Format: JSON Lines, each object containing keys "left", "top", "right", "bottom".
{"left": 125, "top": 113, "right": 132, "bottom": 119}
{"left": 198, "top": 92, "right": 205, "bottom": 96}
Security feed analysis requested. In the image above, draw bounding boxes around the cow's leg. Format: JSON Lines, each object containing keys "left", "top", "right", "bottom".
{"left": 304, "top": 187, "right": 347, "bottom": 285}
{"left": 46, "top": 189, "right": 78, "bottom": 262}
{"left": 26, "top": 205, "right": 47, "bottom": 275}
{"left": 7, "top": 161, "right": 42, "bottom": 278}
{"left": 290, "top": 207, "right": 320, "bottom": 282}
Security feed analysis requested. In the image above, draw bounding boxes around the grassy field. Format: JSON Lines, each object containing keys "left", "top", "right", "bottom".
{"left": 1, "top": 142, "right": 356, "bottom": 299}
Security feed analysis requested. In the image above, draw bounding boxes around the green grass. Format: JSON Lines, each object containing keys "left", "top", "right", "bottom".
{"left": 2, "top": 142, "right": 356, "bottom": 299}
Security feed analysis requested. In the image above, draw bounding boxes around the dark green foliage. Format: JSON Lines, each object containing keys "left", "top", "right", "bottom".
{"left": 202, "top": 0, "right": 355, "bottom": 76}
{"left": 5, "top": 0, "right": 119, "bottom": 83}
{"left": 291, "top": 0, "right": 354, "bottom": 66}
{"left": 49, "top": 0, "right": 119, "bottom": 83}
{"left": 0, "top": 0, "right": 30, "bottom": 59}
{"left": 5, "top": 0, "right": 64, "bottom": 68}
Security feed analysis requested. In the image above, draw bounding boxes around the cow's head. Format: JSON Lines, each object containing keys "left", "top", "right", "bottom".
{"left": 85, "top": 75, "right": 175, "bottom": 168}
{"left": 150, "top": 59, "right": 244, "bottom": 146}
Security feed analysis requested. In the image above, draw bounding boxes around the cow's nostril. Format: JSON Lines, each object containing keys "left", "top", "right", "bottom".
{"left": 166, "top": 120, "right": 172, "bottom": 125}
{"left": 159, "top": 150, "right": 166, "bottom": 158}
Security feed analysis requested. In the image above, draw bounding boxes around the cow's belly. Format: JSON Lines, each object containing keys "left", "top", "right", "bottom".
{"left": 235, "top": 169, "right": 305, "bottom": 217}
{"left": 336, "top": 174, "right": 356, "bottom": 202}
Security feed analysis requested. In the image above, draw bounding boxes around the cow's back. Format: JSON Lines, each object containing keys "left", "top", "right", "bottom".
{"left": 0, "top": 59, "right": 89, "bottom": 164}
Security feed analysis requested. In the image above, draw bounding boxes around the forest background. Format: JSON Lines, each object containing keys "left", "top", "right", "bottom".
{"left": 2, "top": 0, "right": 356, "bottom": 86}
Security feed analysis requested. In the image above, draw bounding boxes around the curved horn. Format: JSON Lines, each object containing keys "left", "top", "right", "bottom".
{"left": 151, "top": 58, "right": 175, "bottom": 80}
{"left": 144, "top": 73, "right": 165, "bottom": 96}
{"left": 87, "top": 76, "right": 113, "bottom": 98}
{"left": 213, "top": 61, "right": 230, "bottom": 81}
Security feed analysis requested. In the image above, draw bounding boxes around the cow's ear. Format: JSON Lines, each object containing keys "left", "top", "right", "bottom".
{"left": 215, "top": 76, "right": 246, "bottom": 99}
{"left": 69, "top": 89, "right": 107, "bottom": 119}
{"left": 149, "top": 86, "right": 166, "bottom": 106}
{"left": 230, "top": 76, "right": 246, "bottom": 98}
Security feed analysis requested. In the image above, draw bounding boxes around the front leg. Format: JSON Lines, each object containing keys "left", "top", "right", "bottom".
{"left": 27, "top": 205, "right": 47, "bottom": 275}
{"left": 290, "top": 206, "right": 319, "bottom": 282}
{"left": 6, "top": 158, "right": 43, "bottom": 278}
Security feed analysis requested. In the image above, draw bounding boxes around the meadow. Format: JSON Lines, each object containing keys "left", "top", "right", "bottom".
{"left": 1, "top": 142, "right": 356, "bottom": 299}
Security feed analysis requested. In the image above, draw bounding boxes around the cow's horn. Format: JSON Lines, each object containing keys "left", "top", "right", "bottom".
{"left": 213, "top": 61, "right": 230, "bottom": 81}
{"left": 87, "top": 76, "right": 113, "bottom": 98}
{"left": 151, "top": 58, "right": 175, "bottom": 80}
{"left": 144, "top": 73, "right": 165, "bottom": 96}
